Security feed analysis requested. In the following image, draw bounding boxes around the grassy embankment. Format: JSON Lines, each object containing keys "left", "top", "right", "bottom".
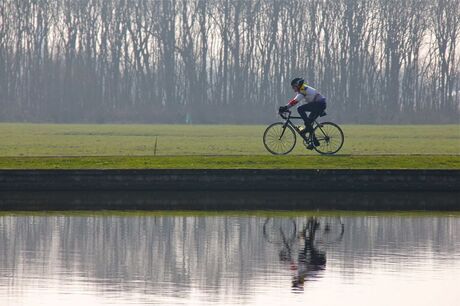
{"left": 0, "top": 123, "right": 459, "bottom": 169}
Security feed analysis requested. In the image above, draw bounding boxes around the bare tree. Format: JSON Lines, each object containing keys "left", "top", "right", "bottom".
{"left": 0, "top": 0, "right": 457, "bottom": 123}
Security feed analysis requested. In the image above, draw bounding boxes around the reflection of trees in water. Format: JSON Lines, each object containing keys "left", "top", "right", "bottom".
{"left": 0, "top": 216, "right": 275, "bottom": 299}
{"left": 0, "top": 215, "right": 459, "bottom": 296}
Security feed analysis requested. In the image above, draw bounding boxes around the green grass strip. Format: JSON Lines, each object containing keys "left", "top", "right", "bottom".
{"left": 0, "top": 155, "right": 459, "bottom": 169}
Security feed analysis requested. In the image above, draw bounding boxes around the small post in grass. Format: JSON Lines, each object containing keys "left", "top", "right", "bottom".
{"left": 154, "top": 136, "right": 158, "bottom": 156}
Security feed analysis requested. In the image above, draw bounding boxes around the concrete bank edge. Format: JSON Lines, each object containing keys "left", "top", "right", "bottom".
{"left": 0, "top": 169, "right": 459, "bottom": 192}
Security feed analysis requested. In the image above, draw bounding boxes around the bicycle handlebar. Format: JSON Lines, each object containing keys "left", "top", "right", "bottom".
{"left": 279, "top": 110, "right": 304, "bottom": 121}
{"left": 279, "top": 110, "right": 291, "bottom": 120}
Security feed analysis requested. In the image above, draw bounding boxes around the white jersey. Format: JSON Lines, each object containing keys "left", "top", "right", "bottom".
{"left": 288, "top": 84, "right": 325, "bottom": 107}
{"left": 295, "top": 85, "right": 321, "bottom": 103}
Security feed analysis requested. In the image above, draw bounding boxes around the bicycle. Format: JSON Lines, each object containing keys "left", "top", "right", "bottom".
{"left": 263, "top": 110, "right": 344, "bottom": 155}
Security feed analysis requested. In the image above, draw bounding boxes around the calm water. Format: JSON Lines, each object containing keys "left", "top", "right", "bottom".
{"left": 0, "top": 214, "right": 459, "bottom": 306}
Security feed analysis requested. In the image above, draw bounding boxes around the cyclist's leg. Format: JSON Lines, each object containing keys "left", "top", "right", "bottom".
{"left": 307, "top": 99, "right": 327, "bottom": 122}
{"left": 305, "top": 101, "right": 326, "bottom": 146}
{"left": 297, "top": 104, "right": 315, "bottom": 134}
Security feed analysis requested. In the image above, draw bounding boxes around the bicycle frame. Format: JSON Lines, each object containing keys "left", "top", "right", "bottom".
{"left": 279, "top": 110, "right": 326, "bottom": 140}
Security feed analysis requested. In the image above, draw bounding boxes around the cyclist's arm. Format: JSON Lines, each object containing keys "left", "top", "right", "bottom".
{"left": 286, "top": 93, "right": 304, "bottom": 109}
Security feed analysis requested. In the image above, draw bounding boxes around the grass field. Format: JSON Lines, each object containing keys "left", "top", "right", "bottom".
{"left": 0, "top": 123, "right": 459, "bottom": 169}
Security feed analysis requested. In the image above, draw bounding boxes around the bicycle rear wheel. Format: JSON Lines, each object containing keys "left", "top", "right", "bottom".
{"left": 312, "top": 217, "right": 345, "bottom": 246}
{"left": 263, "top": 122, "right": 297, "bottom": 155}
{"left": 313, "top": 122, "right": 344, "bottom": 155}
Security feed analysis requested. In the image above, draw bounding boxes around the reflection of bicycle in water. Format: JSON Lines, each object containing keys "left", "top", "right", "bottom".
{"left": 263, "top": 217, "right": 344, "bottom": 248}
{"left": 263, "top": 217, "right": 345, "bottom": 291}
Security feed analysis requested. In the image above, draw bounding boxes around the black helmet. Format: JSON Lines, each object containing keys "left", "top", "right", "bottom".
{"left": 291, "top": 78, "right": 304, "bottom": 87}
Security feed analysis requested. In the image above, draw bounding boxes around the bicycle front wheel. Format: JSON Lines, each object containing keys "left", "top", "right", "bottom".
{"left": 263, "top": 218, "right": 297, "bottom": 244}
{"left": 313, "top": 122, "right": 344, "bottom": 155}
{"left": 263, "top": 122, "right": 296, "bottom": 155}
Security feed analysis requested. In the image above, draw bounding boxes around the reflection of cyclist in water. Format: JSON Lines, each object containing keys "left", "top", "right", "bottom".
{"left": 263, "top": 216, "right": 344, "bottom": 291}
{"left": 292, "top": 218, "right": 327, "bottom": 291}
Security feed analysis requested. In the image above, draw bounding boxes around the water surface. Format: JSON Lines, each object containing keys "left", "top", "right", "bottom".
{"left": 0, "top": 213, "right": 459, "bottom": 305}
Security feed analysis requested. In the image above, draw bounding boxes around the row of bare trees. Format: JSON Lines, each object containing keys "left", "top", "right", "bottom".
{"left": 0, "top": 0, "right": 458, "bottom": 123}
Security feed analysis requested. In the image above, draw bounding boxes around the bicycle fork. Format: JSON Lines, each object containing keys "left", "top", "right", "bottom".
{"left": 279, "top": 122, "right": 290, "bottom": 140}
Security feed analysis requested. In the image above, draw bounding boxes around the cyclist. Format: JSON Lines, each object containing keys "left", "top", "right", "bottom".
{"left": 279, "top": 78, "right": 326, "bottom": 149}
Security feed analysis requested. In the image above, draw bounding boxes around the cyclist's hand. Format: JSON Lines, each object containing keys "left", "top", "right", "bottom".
{"left": 279, "top": 106, "right": 288, "bottom": 113}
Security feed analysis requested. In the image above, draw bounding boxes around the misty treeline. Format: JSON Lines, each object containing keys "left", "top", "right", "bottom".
{"left": 0, "top": 0, "right": 459, "bottom": 124}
